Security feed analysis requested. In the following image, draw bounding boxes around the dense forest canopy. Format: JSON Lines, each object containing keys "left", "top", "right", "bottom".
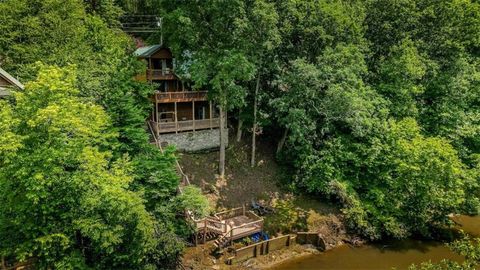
{"left": 158, "top": 0, "right": 480, "bottom": 240}
{"left": 0, "top": 0, "right": 479, "bottom": 268}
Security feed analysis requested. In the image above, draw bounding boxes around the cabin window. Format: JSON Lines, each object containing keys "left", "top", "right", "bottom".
{"left": 151, "top": 59, "right": 162, "bottom": 69}
{"left": 166, "top": 59, "right": 173, "bottom": 69}
{"left": 196, "top": 105, "right": 206, "bottom": 120}
{"left": 161, "top": 59, "right": 167, "bottom": 71}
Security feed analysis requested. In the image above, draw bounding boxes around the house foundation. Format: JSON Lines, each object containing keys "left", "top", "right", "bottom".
{"left": 159, "top": 128, "right": 228, "bottom": 152}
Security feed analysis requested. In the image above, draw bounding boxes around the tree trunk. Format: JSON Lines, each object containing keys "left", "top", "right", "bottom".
{"left": 236, "top": 109, "right": 243, "bottom": 142}
{"left": 277, "top": 128, "right": 288, "bottom": 154}
{"left": 251, "top": 73, "right": 261, "bottom": 167}
{"left": 219, "top": 105, "right": 226, "bottom": 177}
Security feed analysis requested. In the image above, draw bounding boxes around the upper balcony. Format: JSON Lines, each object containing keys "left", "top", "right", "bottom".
{"left": 147, "top": 68, "right": 176, "bottom": 80}
{"left": 154, "top": 91, "right": 208, "bottom": 103}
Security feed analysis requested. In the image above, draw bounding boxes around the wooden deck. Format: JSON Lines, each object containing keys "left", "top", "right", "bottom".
{"left": 154, "top": 91, "right": 208, "bottom": 103}
{"left": 192, "top": 207, "right": 264, "bottom": 248}
{"left": 151, "top": 118, "right": 220, "bottom": 134}
{"left": 147, "top": 69, "right": 176, "bottom": 80}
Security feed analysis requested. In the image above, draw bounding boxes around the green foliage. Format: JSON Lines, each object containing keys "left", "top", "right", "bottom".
{"left": 264, "top": 198, "right": 307, "bottom": 235}
{"left": 298, "top": 118, "right": 472, "bottom": 239}
{"left": 409, "top": 234, "right": 480, "bottom": 270}
{"left": 191, "top": 52, "right": 255, "bottom": 110}
{"left": 162, "top": 0, "right": 255, "bottom": 110}
{"left": 0, "top": 1, "right": 189, "bottom": 267}
{"left": 275, "top": 0, "right": 366, "bottom": 63}
{"left": 376, "top": 38, "right": 427, "bottom": 118}
{"left": 0, "top": 65, "right": 169, "bottom": 269}
{"left": 269, "top": 0, "right": 480, "bottom": 240}
{"left": 2, "top": 0, "right": 480, "bottom": 265}
{"left": 176, "top": 186, "right": 211, "bottom": 219}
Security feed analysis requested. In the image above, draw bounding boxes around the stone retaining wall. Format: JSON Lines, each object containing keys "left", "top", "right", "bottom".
{"left": 159, "top": 129, "right": 228, "bottom": 152}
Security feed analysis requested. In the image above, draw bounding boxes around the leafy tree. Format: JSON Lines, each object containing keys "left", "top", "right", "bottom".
{"left": 83, "top": 0, "right": 123, "bottom": 26}
{"left": 271, "top": 41, "right": 476, "bottom": 239}
{"left": 298, "top": 118, "right": 472, "bottom": 240}
{"left": 243, "top": 0, "right": 281, "bottom": 167}
{"left": 176, "top": 186, "right": 211, "bottom": 219}
{"left": 366, "top": 0, "right": 480, "bottom": 161}
{"left": 0, "top": 0, "right": 130, "bottom": 90}
{"left": 274, "top": 0, "right": 366, "bottom": 63}
{"left": 375, "top": 38, "right": 427, "bottom": 119}
{"left": 0, "top": 65, "right": 181, "bottom": 269}
{"left": 162, "top": 0, "right": 255, "bottom": 177}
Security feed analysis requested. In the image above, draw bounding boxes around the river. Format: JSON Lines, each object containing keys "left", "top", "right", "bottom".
{"left": 273, "top": 215, "right": 480, "bottom": 270}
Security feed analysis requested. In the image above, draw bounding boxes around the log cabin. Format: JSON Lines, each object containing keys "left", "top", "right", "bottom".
{"left": 0, "top": 67, "right": 24, "bottom": 97}
{"left": 135, "top": 45, "right": 225, "bottom": 151}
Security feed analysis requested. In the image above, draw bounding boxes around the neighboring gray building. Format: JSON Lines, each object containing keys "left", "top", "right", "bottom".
{"left": 0, "top": 67, "right": 24, "bottom": 97}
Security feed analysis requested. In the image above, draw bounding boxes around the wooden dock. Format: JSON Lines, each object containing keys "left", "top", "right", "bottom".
{"left": 192, "top": 206, "right": 264, "bottom": 248}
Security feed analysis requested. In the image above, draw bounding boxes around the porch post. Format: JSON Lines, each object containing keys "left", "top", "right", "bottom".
{"left": 192, "top": 100, "right": 196, "bottom": 132}
{"left": 174, "top": 101, "right": 178, "bottom": 134}
{"left": 209, "top": 101, "right": 213, "bottom": 129}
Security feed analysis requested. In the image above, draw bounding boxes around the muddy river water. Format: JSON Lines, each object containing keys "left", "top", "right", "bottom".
{"left": 273, "top": 215, "right": 480, "bottom": 270}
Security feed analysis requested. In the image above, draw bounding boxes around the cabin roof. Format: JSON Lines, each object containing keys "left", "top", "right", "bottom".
{"left": 0, "top": 67, "right": 24, "bottom": 97}
{"left": 134, "top": 45, "right": 164, "bottom": 58}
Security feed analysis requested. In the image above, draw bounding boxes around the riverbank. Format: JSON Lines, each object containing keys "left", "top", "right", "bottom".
{"left": 181, "top": 243, "right": 321, "bottom": 270}
{"left": 271, "top": 215, "right": 480, "bottom": 270}
{"left": 181, "top": 215, "right": 480, "bottom": 269}
{"left": 179, "top": 134, "right": 358, "bottom": 269}
{"left": 180, "top": 202, "right": 349, "bottom": 269}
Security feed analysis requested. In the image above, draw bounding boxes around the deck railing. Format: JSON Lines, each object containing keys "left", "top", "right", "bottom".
{"left": 155, "top": 91, "right": 208, "bottom": 102}
{"left": 214, "top": 206, "right": 262, "bottom": 222}
{"left": 216, "top": 218, "right": 264, "bottom": 248}
{"left": 195, "top": 216, "right": 228, "bottom": 234}
{"left": 155, "top": 118, "right": 220, "bottom": 133}
{"left": 215, "top": 207, "right": 246, "bottom": 221}
{"left": 147, "top": 68, "right": 175, "bottom": 80}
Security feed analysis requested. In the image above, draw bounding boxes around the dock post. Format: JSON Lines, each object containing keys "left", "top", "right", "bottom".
{"left": 174, "top": 101, "right": 178, "bottom": 134}
{"left": 209, "top": 101, "right": 213, "bottom": 129}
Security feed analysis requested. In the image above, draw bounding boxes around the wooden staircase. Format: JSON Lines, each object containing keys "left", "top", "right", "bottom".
{"left": 213, "top": 234, "right": 230, "bottom": 249}
{"left": 196, "top": 230, "right": 221, "bottom": 243}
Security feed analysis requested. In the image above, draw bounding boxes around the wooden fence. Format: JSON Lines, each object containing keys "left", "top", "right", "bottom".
{"left": 226, "top": 232, "right": 327, "bottom": 264}
{"left": 226, "top": 235, "right": 295, "bottom": 264}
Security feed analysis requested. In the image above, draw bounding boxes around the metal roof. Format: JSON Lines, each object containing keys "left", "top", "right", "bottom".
{"left": 133, "top": 45, "right": 164, "bottom": 58}
{"left": 0, "top": 67, "right": 24, "bottom": 90}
